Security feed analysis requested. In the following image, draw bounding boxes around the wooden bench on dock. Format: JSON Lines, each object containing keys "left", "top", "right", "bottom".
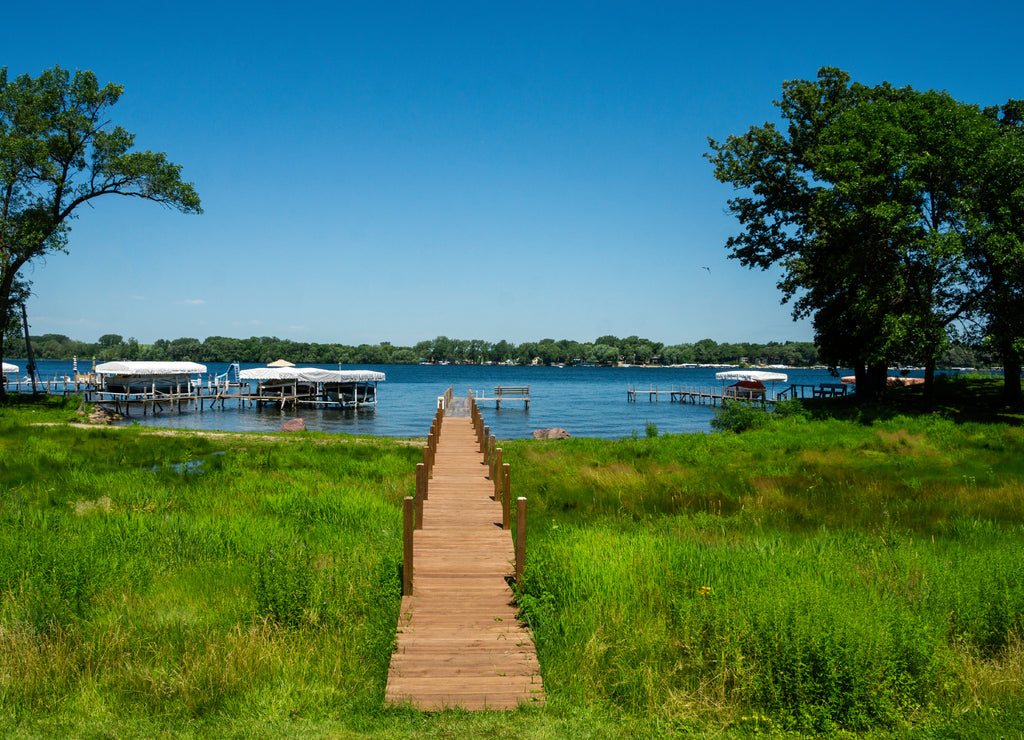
{"left": 473, "top": 385, "right": 531, "bottom": 409}
{"left": 813, "top": 383, "right": 848, "bottom": 398}
{"left": 495, "top": 386, "right": 529, "bottom": 409}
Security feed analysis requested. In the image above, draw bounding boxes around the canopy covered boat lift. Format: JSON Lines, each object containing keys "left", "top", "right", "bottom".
{"left": 239, "top": 367, "right": 385, "bottom": 408}
{"left": 95, "top": 361, "right": 207, "bottom": 394}
{"left": 715, "top": 370, "right": 788, "bottom": 400}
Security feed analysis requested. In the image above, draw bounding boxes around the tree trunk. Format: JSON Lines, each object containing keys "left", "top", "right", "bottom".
{"left": 0, "top": 311, "right": 7, "bottom": 403}
{"left": 923, "top": 358, "right": 936, "bottom": 407}
{"left": 851, "top": 362, "right": 887, "bottom": 401}
{"left": 1000, "top": 344, "right": 1023, "bottom": 407}
{"left": 868, "top": 361, "right": 888, "bottom": 401}
{"left": 853, "top": 363, "right": 869, "bottom": 400}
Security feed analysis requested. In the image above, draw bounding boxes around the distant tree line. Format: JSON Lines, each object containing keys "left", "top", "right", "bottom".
{"left": 1, "top": 331, "right": 995, "bottom": 369}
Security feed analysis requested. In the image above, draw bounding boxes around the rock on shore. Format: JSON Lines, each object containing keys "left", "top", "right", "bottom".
{"left": 533, "top": 427, "right": 570, "bottom": 440}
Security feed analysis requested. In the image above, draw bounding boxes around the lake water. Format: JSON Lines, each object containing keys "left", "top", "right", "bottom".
{"left": 12, "top": 360, "right": 873, "bottom": 439}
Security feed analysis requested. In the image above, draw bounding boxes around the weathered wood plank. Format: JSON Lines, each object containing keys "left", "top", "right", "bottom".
{"left": 384, "top": 406, "right": 544, "bottom": 711}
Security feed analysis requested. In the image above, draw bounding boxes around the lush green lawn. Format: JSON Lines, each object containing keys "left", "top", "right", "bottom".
{"left": 0, "top": 387, "right": 1022, "bottom": 738}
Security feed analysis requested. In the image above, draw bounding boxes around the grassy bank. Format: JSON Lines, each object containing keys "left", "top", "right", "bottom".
{"left": 1, "top": 389, "right": 1022, "bottom": 737}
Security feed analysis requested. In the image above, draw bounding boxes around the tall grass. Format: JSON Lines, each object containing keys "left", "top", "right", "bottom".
{"left": 505, "top": 407, "right": 1024, "bottom": 733}
{"left": 0, "top": 413, "right": 413, "bottom": 729}
{"left": 1, "top": 394, "right": 1023, "bottom": 737}
{"left": 515, "top": 521, "right": 1024, "bottom": 731}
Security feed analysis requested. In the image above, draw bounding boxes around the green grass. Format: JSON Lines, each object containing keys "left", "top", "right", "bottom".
{"left": 1, "top": 388, "right": 1023, "bottom": 738}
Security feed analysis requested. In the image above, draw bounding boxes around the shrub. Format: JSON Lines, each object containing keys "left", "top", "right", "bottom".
{"left": 710, "top": 399, "right": 771, "bottom": 432}
{"left": 773, "top": 397, "right": 808, "bottom": 420}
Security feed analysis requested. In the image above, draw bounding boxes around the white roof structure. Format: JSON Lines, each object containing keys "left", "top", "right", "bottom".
{"left": 239, "top": 367, "right": 385, "bottom": 383}
{"left": 715, "top": 370, "right": 788, "bottom": 383}
{"left": 2, "top": 362, "right": 18, "bottom": 373}
{"left": 95, "top": 361, "right": 207, "bottom": 375}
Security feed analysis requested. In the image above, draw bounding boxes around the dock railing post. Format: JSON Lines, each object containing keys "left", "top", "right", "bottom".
{"left": 415, "top": 463, "right": 426, "bottom": 529}
{"left": 515, "top": 497, "right": 526, "bottom": 583}
{"left": 403, "top": 496, "right": 414, "bottom": 596}
{"left": 489, "top": 435, "right": 496, "bottom": 479}
{"left": 416, "top": 461, "right": 428, "bottom": 502}
{"left": 494, "top": 448, "right": 502, "bottom": 498}
{"left": 502, "top": 463, "right": 511, "bottom": 529}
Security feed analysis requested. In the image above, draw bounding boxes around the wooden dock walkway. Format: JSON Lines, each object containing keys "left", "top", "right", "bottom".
{"left": 385, "top": 394, "right": 544, "bottom": 711}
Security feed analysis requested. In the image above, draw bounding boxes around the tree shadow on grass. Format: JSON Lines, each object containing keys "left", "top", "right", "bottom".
{"left": 802, "top": 377, "right": 1024, "bottom": 427}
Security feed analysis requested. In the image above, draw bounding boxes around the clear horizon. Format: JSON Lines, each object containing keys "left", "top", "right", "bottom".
{"left": 5, "top": 1, "right": 1022, "bottom": 346}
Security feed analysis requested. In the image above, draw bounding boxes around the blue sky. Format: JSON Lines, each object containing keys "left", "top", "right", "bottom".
{"left": 5, "top": 1, "right": 1022, "bottom": 346}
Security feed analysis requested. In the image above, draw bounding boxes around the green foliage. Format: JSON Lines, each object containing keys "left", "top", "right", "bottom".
{"left": 0, "top": 65, "right": 200, "bottom": 369}
{"left": 707, "top": 68, "right": 1024, "bottom": 397}
{"left": 514, "top": 521, "right": 979, "bottom": 731}
{"left": 710, "top": 397, "right": 809, "bottom": 433}
{"left": 504, "top": 406, "right": 1024, "bottom": 732}
{"left": 252, "top": 539, "right": 315, "bottom": 628}
{"left": 772, "top": 397, "right": 808, "bottom": 419}
{"left": 0, "top": 404, "right": 413, "bottom": 728}
{"left": 710, "top": 399, "right": 771, "bottom": 432}
{"left": 2, "top": 398, "right": 1023, "bottom": 737}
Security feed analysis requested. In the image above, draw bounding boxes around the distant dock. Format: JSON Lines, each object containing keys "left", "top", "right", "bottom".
{"left": 626, "top": 383, "right": 828, "bottom": 406}
{"left": 469, "top": 385, "right": 530, "bottom": 410}
{"left": 2, "top": 367, "right": 384, "bottom": 417}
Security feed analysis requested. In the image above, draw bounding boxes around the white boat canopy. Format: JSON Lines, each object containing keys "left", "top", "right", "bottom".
{"left": 95, "top": 361, "right": 208, "bottom": 375}
{"left": 239, "top": 367, "right": 385, "bottom": 383}
{"left": 2, "top": 362, "right": 18, "bottom": 373}
{"left": 715, "top": 370, "right": 788, "bottom": 383}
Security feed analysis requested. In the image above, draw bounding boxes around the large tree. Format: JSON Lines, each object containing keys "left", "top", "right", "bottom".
{"left": 0, "top": 65, "right": 201, "bottom": 393}
{"left": 971, "top": 101, "right": 1024, "bottom": 405}
{"left": 807, "top": 88, "right": 999, "bottom": 396}
{"left": 707, "top": 68, "right": 1010, "bottom": 400}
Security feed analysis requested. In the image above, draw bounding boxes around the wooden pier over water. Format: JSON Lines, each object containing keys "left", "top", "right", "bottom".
{"left": 385, "top": 389, "right": 544, "bottom": 711}
{"left": 1, "top": 375, "right": 380, "bottom": 416}
{"left": 626, "top": 382, "right": 827, "bottom": 406}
